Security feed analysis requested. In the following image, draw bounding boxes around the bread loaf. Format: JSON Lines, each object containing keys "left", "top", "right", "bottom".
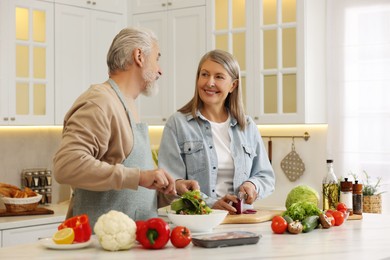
{"left": 0, "top": 182, "right": 37, "bottom": 198}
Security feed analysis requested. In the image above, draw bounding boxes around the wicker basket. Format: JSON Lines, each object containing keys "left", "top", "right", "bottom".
{"left": 363, "top": 194, "right": 382, "bottom": 214}
{"left": 1, "top": 194, "right": 42, "bottom": 213}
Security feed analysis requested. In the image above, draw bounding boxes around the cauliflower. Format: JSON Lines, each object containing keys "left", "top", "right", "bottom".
{"left": 94, "top": 210, "right": 137, "bottom": 251}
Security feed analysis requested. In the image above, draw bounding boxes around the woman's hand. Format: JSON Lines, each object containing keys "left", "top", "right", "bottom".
{"left": 139, "top": 169, "right": 176, "bottom": 195}
{"left": 175, "top": 179, "right": 200, "bottom": 195}
{"left": 212, "top": 194, "right": 239, "bottom": 214}
{"left": 239, "top": 181, "right": 258, "bottom": 204}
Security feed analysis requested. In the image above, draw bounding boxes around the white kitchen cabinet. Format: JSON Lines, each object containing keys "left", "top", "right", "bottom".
{"left": 132, "top": 6, "right": 206, "bottom": 124}
{"left": 132, "top": 0, "right": 205, "bottom": 14}
{"left": 1, "top": 222, "right": 60, "bottom": 247}
{"left": 0, "top": 0, "right": 54, "bottom": 125}
{"left": 207, "top": 0, "right": 326, "bottom": 124}
{"left": 54, "top": 1, "right": 126, "bottom": 125}
{"left": 54, "top": 0, "right": 125, "bottom": 14}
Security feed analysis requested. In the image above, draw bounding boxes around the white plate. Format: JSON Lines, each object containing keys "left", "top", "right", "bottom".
{"left": 39, "top": 238, "right": 93, "bottom": 250}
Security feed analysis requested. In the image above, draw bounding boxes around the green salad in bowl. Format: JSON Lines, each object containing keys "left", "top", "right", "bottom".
{"left": 171, "top": 190, "right": 212, "bottom": 215}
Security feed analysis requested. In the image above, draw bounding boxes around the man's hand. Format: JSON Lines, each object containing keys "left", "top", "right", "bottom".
{"left": 139, "top": 169, "right": 176, "bottom": 195}
{"left": 175, "top": 179, "right": 200, "bottom": 195}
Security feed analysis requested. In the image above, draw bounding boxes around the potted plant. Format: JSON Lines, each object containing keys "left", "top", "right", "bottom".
{"left": 361, "top": 171, "right": 386, "bottom": 214}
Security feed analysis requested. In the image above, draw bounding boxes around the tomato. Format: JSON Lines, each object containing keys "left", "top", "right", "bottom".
{"left": 325, "top": 212, "right": 335, "bottom": 226}
{"left": 325, "top": 209, "right": 335, "bottom": 215}
{"left": 336, "top": 203, "right": 348, "bottom": 214}
{"left": 271, "top": 216, "right": 288, "bottom": 234}
{"left": 332, "top": 211, "right": 345, "bottom": 226}
{"left": 170, "top": 226, "right": 192, "bottom": 248}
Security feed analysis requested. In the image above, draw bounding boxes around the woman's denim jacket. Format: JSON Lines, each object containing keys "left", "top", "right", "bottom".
{"left": 158, "top": 110, "right": 275, "bottom": 206}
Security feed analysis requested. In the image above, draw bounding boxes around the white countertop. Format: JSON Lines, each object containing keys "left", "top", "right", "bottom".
{"left": 0, "top": 212, "right": 389, "bottom": 259}
{"left": 0, "top": 203, "right": 67, "bottom": 230}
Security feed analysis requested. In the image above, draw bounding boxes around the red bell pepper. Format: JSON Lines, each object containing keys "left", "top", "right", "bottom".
{"left": 136, "top": 218, "right": 170, "bottom": 249}
{"left": 58, "top": 214, "right": 92, "bottom": 243}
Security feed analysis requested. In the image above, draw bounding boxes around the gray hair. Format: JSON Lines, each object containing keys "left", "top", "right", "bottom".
{"left": 107, "top": 27, "right": 158, "bottom": 74}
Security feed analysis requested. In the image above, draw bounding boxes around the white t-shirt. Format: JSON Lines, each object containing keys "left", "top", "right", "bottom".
{"left": 209, "top": 117, "right": 234, "bottom": 198}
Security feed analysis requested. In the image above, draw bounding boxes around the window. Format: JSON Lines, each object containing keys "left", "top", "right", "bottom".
{"left": 327, "top": 0, "right": 389, "bottom": 214}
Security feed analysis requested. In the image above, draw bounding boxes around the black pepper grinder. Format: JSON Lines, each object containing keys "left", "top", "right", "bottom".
{"left": 353, "top": 180, "right": 363, "bottom": 215}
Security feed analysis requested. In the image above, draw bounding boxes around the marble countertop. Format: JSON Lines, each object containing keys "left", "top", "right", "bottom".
{"left": 0, "top": 212, "right": 389, "bottom": 259}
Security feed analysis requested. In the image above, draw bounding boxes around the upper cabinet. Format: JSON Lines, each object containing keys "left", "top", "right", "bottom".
{"left": 0, "top": 0, "right": 54, "bottom": 125}
{"left": 131, "top": 2, "right": 206, "bottom": 124}
{"left": 132, "top": 0, "right": 205, "bottom": 14}
{"left": 54, "top": 0, "right": 126, "bottom": 125}
{"left": 207, "top": 0, "right": 326, "bottom": 124}
{"left": 54, "top": 0, "right": 125, "bottom": 14}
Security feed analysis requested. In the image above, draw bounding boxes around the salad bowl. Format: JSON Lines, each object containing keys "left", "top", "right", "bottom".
{"left": 167, "top": 209, "right": 228, "bottom": 233}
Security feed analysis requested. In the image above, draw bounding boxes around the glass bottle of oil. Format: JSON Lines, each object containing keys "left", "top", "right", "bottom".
{"left": 322, "top": 159, "right": 339, "bottom": 210}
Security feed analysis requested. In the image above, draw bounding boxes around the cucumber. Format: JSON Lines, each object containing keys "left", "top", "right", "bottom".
{"left": 302, "top": 215, "right": 319, "bottom": 233}
{"left": 283, "top": 215, "right": 293, "bottom": 224}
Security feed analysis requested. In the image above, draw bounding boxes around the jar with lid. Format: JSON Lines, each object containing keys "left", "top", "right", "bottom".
{"left": 340, "top": 178, "right": 353, "bottom": 214}
{"left": 39, "top": 171, "right": 46, "bottom": 186}
{"left": 32, "top": 172, "right": 40, "bottom": 188}
{"left": 322, "top": 159, "right": 339, "bottom": 210}
{"left": 45, "top": 188, "right": 52, "bottom": 204}
{"left": 353, "top": 180, "right": 363, "bottom": 215}
{"left": 40, "top": 189, "right": 46, "bottom": 204}
{"left": 24, "top": 172, "right": 33, "bottom": 188}
{"left": 45, "top": 170, "right": 52, "bottom": 186}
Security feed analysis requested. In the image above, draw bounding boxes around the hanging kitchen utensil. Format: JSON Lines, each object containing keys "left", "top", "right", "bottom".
{"left": 268, "top": 138, "right": 272, "bottom": 164}
{"left": 280, "top": 138, "right": 305, "bottom": 181}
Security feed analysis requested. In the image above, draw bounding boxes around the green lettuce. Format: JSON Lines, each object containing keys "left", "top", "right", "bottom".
{"left": 171, "top": 190, "right": 212, "bottom": 215}
{"left": 283, "top": 201, "right": 321, "bottom": 222}
{"left": 285, "top": 185, "right": 320, "bottom": 209}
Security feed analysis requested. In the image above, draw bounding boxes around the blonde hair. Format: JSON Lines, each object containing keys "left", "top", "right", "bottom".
{"left": 107, "top": 27, "right": 158, "bottom": 74}
{"left": 179, "top": 49, "right": 247, "bottom": 130}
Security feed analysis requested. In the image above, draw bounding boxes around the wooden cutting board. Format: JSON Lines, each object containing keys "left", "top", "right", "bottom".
{"left": 0, "top": 207, "right": 54, "bottom": 217}
{"left": 222, "top": 210, "right": 285, "bottom": 224}
{"left": 221, "top": 209, "right": 362, "bottom": 224}
{"left": 347, "top": 214, "right": 363, "bottom": 220}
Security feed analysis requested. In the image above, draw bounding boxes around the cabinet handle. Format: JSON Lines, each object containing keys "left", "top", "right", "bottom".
{"left": 168, "top": 2, "right": 172, "bottom": 5}
{"left": 162, "top": 3, "right": 166, "bottom": 7}
{"left": 254, "top": 116, "right": 259, "bottom": 120}
{"left": 10, "top": 117, "right": 15, "bottom": 121}
{"left": 162, "top": 118, "right": 167, "bottom": 122}
{"left": 3, "top": 117, "right": 8, "bottom": 121}
{"left": 87, "top": 0, "right": 91, "bottom": 4}
{"left": 92, "top": 1, "right": 96, "bottom": 5}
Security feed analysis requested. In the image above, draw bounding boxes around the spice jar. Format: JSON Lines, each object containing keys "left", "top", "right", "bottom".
{"left": 340, "top": 178, "right": 353, "bottom": 214}
{"left": 24, "top": 172, "right": 33, "bottom": 188}
{"left": 46, "top": 188, "right": 52, "bottom": 204}
{"left": 353, "top": 180, "right": 363, "bottom": 215}
{"left": 40, "top": 189, "right": 46, "bottom": 204}
{"left": 45, "top": 170, "right": 52, "bottom": 186}
{"left": 39, "top": 171, "right": 46, "bottom": 187}
{"left": 32, "top": 172, "right": 40, "bottom": 187}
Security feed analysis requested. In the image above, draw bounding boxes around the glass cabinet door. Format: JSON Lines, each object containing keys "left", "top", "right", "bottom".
{"left": 6, "top": 0, "right": 54, "bottom": 125}
{"left": 209, "top": 0, "right": 298, "bottom": 121}
{"left": 260, "top": 0, "right": 297, "bottom": 116}
{"left": 209, "top": 0, "right": 325, "bottom": 124}
{"left": 212, "top": 0, "right": 248, "bottom": 107}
